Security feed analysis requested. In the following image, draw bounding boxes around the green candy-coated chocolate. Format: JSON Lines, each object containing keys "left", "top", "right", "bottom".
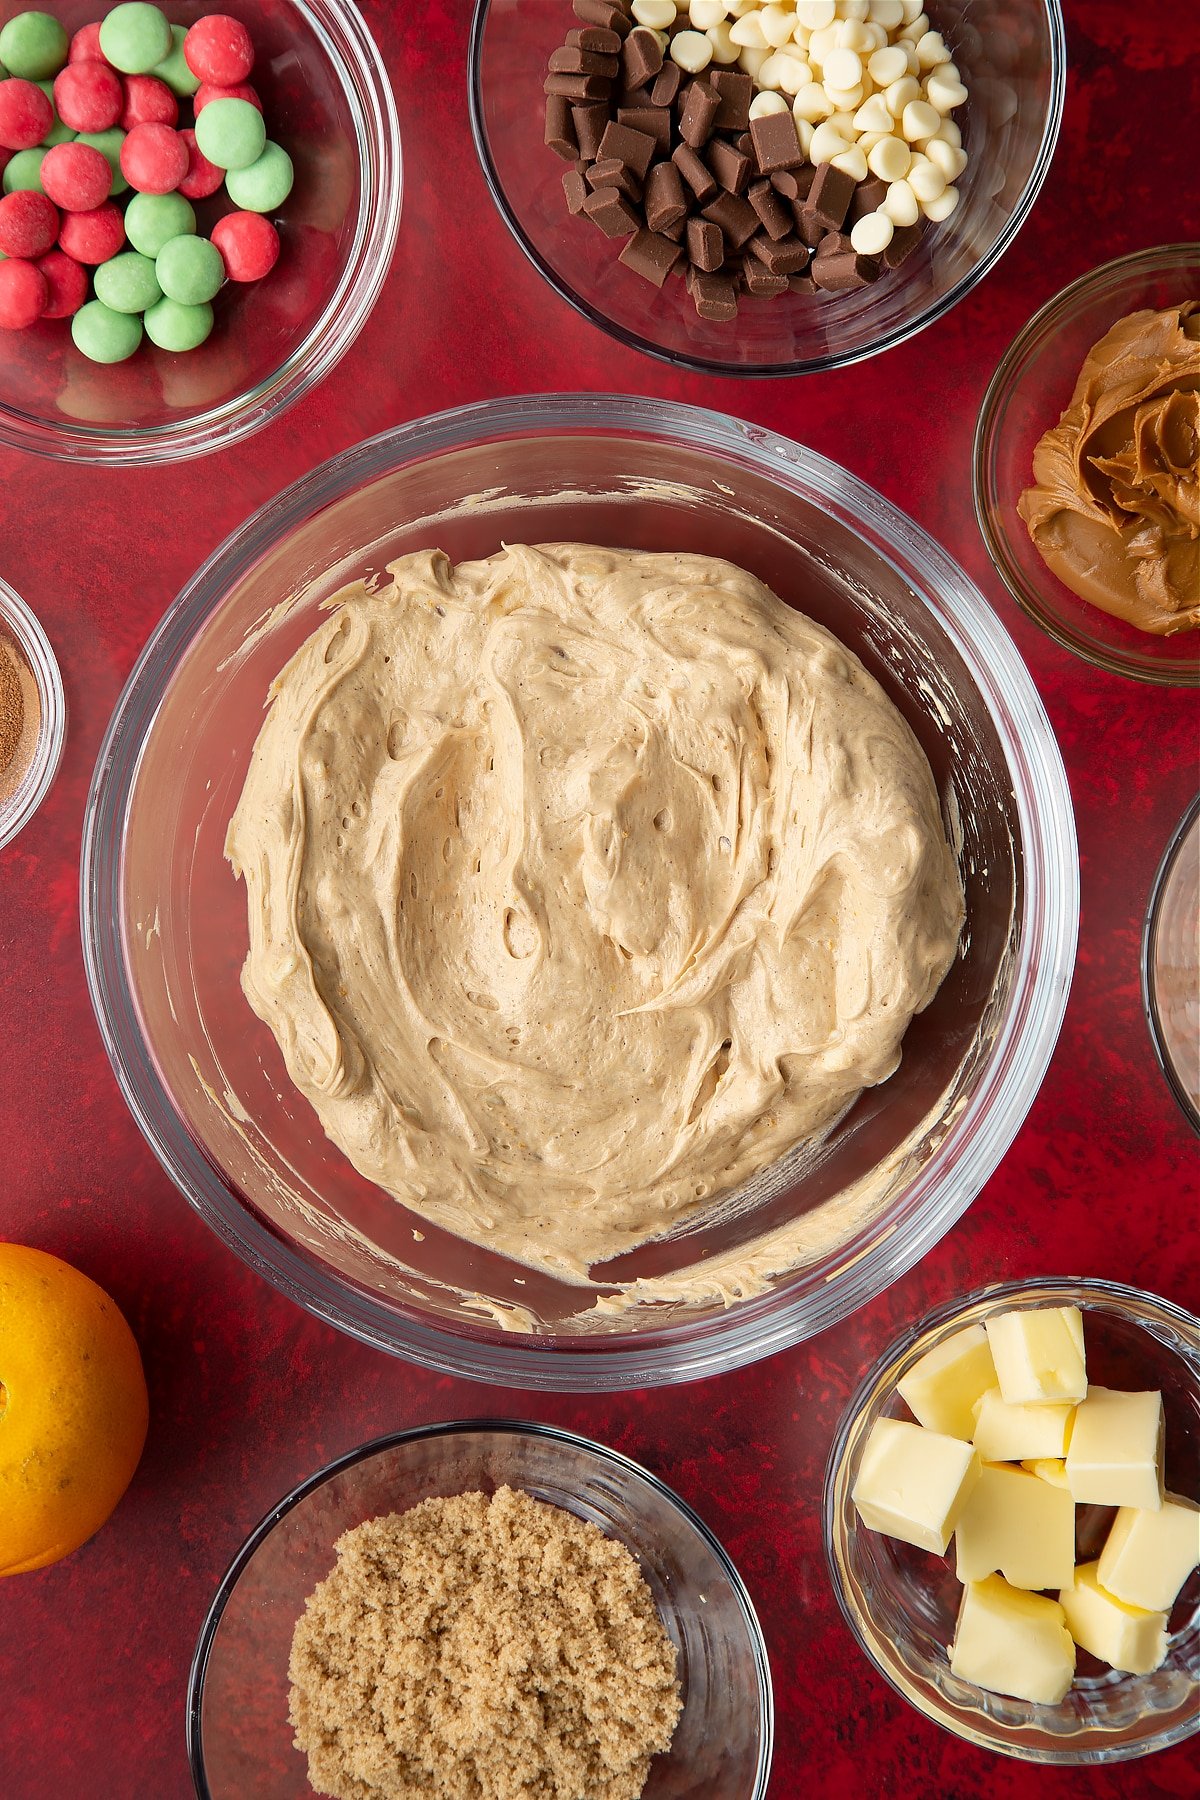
{"left": 224, "top": 141, "right": 294, "bottom": 215}
{"left": 155, "top": 234, "right": 223, "bottom": 305}
{"left": 125, "top": 190, "right": 196, "bottom": 258}
{"left": 34, "top": 80, "right": 74, "bottom": 147}
{"left": 2, "top": 147, "right": 46, "bottom": 194}
{"left": 144, "top": 295, "right": 213, "bottom": 352}
{"left": 94, "top": 251, "right": 163, "bottom": 314}
{"left": 0, "top": 12, "right": 69, "bottom": 81}
{"left": 98, "top": 4, "right": 172, "bottom": 77}
{"left": 153, "top": 23, "right": 201, "bottom": 99}
{"left": 194, "top": 97, "right": 265, "bottom": 172}
{"left": 71, "top": 300, "right": 143, "bottom": 363}
{"left": 76, "top": 129, "right": 129, "bottom": 196}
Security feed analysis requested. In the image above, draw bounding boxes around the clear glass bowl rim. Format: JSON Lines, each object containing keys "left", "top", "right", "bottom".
{"left": 0, "top": 577, "right": 67, "bottom": 852}
{"left": 467, "top": 0, "right": 1067, "bottom": 378}
{"left": 80, "top": 391, "right": 1079, "bottom": 1392}
{"left": 0, "top": 0, "right": 403, "bottom": 466}
{"left": 972, "top": 242, "right": 1200, "bottom": 688}
{"left": 823, "top": 1274, "right": 1200, "bottom": 1765}
{"left": 185, "top": 1416, "right": 775, "bottom": 1800}
{"left": 1142, "top": 791, "right": 1200, "bottom": 1137}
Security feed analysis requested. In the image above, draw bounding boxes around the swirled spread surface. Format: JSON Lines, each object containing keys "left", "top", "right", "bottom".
{"left": 226, "top": 545, "right": 964, "bottom": 1280}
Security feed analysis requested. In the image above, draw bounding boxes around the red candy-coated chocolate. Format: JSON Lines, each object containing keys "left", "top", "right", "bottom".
{"left": 0, "top": 256, "right": 48, "bottom": 329}
{"left": 41, "top": 142, "right": 113, "bottom": 213}
{"left": 69, "top": 22, "right": 107, "bottom": 65}
{"left": 183, "top": 16, "right": 254, "bottom": 87}
{"left": 0, "top": 78, "right": 55, "bottom": 153}
{"left": 120, "top": 74, "right": 179, "bottom": 132}
{"left": 53, "top": 60, "right": 123, "bottom": 133}
{"left": 0, "top": 189, "right": 60, "bottom": 259}
{"left": 120, "top": 122, "right": 188, "bottom": 195}
{"left": 35, "top": 247, "right": 89, "bottom": 319}
{"left": 211, "top": 210, "right": 279, "bottom": 282}
{"left": 176, "top": 128, "right": 224, "bottom": 201}
{"left": 57, "top": 200, "right": 125, "bottom": 264}
{"left": 193, "top": 80, "right": 262, "bottom": 115}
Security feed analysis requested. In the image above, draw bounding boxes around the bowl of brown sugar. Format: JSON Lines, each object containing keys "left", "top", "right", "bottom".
{"left": 0, "top": 580, "right": 65, "bottom": 852}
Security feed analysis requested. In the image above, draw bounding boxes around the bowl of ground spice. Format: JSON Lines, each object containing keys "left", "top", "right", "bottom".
{"left": 0, "top": 579, "right": 65, "bottom": 851}
{"left": 187, "top": 1419, "right": 773, "bottom": 1800}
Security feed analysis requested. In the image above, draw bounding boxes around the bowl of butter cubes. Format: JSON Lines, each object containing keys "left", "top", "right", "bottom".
{"left": 825, "top": 1277, "right": 1200, "bottom": 1762}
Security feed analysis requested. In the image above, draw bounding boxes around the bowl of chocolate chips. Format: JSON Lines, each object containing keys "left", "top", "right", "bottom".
{"left": 469, "top": 0, "right": 1066, "bottom": 375}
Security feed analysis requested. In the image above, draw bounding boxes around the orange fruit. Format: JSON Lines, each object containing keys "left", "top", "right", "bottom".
{"left": 0, "top": 1243, "right": 149, "bottom": 1577}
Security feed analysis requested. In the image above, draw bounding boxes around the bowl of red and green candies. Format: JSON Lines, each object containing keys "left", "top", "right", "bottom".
{"left": 0, "top": 2, "right": 401, "bottom": 461}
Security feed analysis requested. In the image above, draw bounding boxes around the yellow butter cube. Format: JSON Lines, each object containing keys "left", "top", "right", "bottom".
{"left": 1097, "top": 1495, "right": 1200, "bottom": 1613}
{"left": 984, "top": 1305, "right": 1087, "bottom": 1405}
{"left": 1065, "top": 1386, "right": 1164, "bottom": 1511}
{"left": 1059, "top": 1561, "right": 1168, "bottom": 1675}
{"left": 1021, "top": 1457, "right": 1071, "bottom": 1489}
{"left": 897, "top": 1323, "right": 998, "bottom": 1441}
{"left": 955, "top": 1462, "right": 1076, "bottom": 1591}
{"left": 950, "top": 1574, "right": 1076, "bottom": 1704}
{"left": 852, "top": 1416, "right": 981, "bottom": 1555}
{"left": 972, "top": 1385, "right": 1076, "bottom": 1463}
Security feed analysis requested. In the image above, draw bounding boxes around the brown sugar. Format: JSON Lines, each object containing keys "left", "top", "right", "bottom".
{"left": 0, "top": 634, "right": 39, "bottom": 809}
{"left": 287, "top": 1486, "right": 683, "bottom": 1800}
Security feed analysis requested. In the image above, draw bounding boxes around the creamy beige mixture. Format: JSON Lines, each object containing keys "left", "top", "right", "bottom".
{"left": 227, "top": 544, "right": 963, "bottom": 1281}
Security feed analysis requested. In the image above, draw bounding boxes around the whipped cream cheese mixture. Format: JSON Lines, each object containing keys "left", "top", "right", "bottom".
{"left": 226, "top": 544, "right": 964, "bottom": 1282}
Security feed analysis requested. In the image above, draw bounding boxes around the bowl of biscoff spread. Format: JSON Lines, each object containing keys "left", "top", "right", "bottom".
{"left": 0, "top": 579, "right": 65, "bottom": 851}
{"left": 82, "top": 395, "right": 1078, "bottom": 1389}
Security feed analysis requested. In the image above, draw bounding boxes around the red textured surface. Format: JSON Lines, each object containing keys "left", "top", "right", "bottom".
{"left": 1, "top": 4, "right": 1198, "bottom": 1797}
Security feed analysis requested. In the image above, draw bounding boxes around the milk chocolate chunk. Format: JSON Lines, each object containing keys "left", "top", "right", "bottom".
{"left": 770, "top": 167, "right": 813, "bottom": 204}
{"left": 748, "top": 232, "right": 810, "bottom": 275}
{"left": 691, "top": 272, "right": 739, "bottom": 321}
{"left": 679, "top": 80, "right": 721, "bottom": 148}
{"left": 621, "top": 26, "right": 663, "bottom": 91}
{"left": 618, "top": 105, "right": 671, "bottom": 157}
{"left": 544, "top": 72, "right": 612, "bottom": 101}
{"left": 572, "top": 0, "right": 632, "bottom": 34}
{"left": 549, "top": 46, "right": 620, "bottom": 77}
{"left": 749, "top": 109, "right": 803, "bottom": 174}
{"left": 709, "top": 69, "right": 753, "bottom": 132}
{"left": 743, "top": 257, "right": 789, "bottom": 295}
{"left": 583, "top": 186, "right": 639, "bottom": 238}
{"left": 790, "top": 271, "right": 817, "bottom": 293}
{"left": 586, "top": 158, "right": 642, "bottom": 202}
{"left": 687, "top": 216, "right": 724, "bottom": 271}
{"left": 812, "top": 245, "right": 879, "bottom": 290}
{"left": 619, "top": 227, "right": 683, "bottom": 287}
{"left": 796, "top": 204, "right": 826, "bottom": 247}
{"left": 645, "top": 160, "right": 687, "bottom": 233}
{"left": 544, "top": 95, "right": 578, "bottom": 162}
{"left": 567, "top": 26, "right": 623, "bottom": 53}
{"left": 597, "top": 119, "right": 656, "bottom": 180}
{"left": 701, "top": 189, "right": 758, "bottom": 250}
{"left": 851, "top": 175, "right": 889, "bottom": 223}
{"left": 672, "top": 142, "right": 718, "bottom": 203}
{"left": 805, "top": 161, "right": 856, "bottom": 231}
{"left": 562, "top": 166, "right": 589, "bottom": 214}
{"left": 660, "top": 214, "right": 686, "bottom": 243}
{"left": 651, "top": 61, "right": 682, "bottom": 107}
{"left": 883, "top": 220, "right": 924, "bottom": 269}
{"left": 747, "top": 178, "right": 792, "bottom": 240}
{"left": 707, "top": 137, "right": 752, "bottom": 195}
{"left": 572, "top": 102, "right": 609, "bottom": 160}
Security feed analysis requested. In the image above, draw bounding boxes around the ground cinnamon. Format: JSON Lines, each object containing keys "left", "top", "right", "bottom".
{"left": 0, "top": 634, "right": 39, "bottom": 809}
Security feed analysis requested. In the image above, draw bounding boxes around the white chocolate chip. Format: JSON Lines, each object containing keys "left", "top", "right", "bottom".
{"left": 898, "top": 11, "right": 929, "bottom": 43}
{"left": 830, "top": 143, "right": 869, "bottom": 180}
{"left": 853, "top": 92, "right": 894, "bottom": 133}
{"left": 795, "top": 115, "right": 815, "bottom": 154}
{"left": 760, "top": 3, "right": 797, "bottom": 47}
{"left": 900, "top": 0, "right": 925, "bottom": 19}
{"left": 840, "top": 0, "right": 870, "bottom": 19}
{"left": 809, "top": 120, "right": 853, "bottom": 162}
{"left": 925, "top": 135, "right": 967, "bottom": 179}
{"left": 770, "top": 52, "right": 812, "bottom": 94}
{"left": 806, "top": 23, "right": 839, "bottom": 67}
{"left": 914, "top": 28, "right": 950, "bottom": 68}
{"left": 866, "top": 43, "right": 908, "bottom": 85}
{"left": 707, "top": 20, "right": 740, "bottom": 60}
{"left": 867, "top": 132, "right": 911, "bottom": 181}
{"left": 922, "top": 182, "right": 959, "bottom": 220}
{"left": 836, "top": 20, "right": 875, "bottom": 55}
{"left": 631, "top": 0, "right": 677, "bottom": 27}
{"left": 689, "top": 0, "right": 728, "bottom": 26}
{"left": 907, "top": 156, "right": 946, "bottom": 202}
{"left": 729, "top": 11, "right": 768, "bottom": 46}
{"left": 823, "top": 46, "right": 863, "bottom": 89}
{"left": 795, "top": 0, "right": 836, "bottom": 27}
{"left": 882, "top": 176, "right": 919, "bottom": 225}
{"left": 792, "top": 81, "right": 835, "bottom": 120}
{"left": 824, "top": 81, "right": 864, "bottom": 110}
{"left": 671, "top": 26, "right": 715, "bottom": 69}
{"left": 850, "top": 209, "right": 894, "bottom": 255}
{"left": 901, "top": 98, "right": 941, "bottom": 140}
{"left": 926, "top": 69, "right": 969, "bottom": 112}
{"left": 749, "top": 88, "right": 790, "bottom": 117}
{"left": 826, "top": 110, "right": 858, "bottom": 134}
{"left": 738, "top": 43, "right": 770, "bottom": 75}
{"left": 869, "top": 0, "right": 905, "bottom": 26}
{"left": 935, "top": 116, "right": 962, "bottom": 147}
{"left": 884, "top": 73, "right": 921, "bottom": 115}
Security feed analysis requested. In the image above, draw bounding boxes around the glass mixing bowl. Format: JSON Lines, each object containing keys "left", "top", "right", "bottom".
{"left": 0, "top": 0, "right": 401, "bottom": 463}
{"left": 81, "top": 395, "right": 1078, "bottom": 1389}
{"left": 469, "top": 0, "right": 1065, "bottom": 375}
{"left": 0, "top": 577, "right": 66, "bottom": 851}
{"left": 187, "top": 1420, "right": 773, "bottom": 1799}
{"left": 825, "top": 1278, "right": 1200, "bottom": 1763}
{"left": 1143, "top": 794, "right": 1200, "bottom": 1135}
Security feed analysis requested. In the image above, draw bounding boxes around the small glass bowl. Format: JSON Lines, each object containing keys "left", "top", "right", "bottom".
{"left": 0, "top": 0, "right": 401, "bottom": 465}
{"left": 974, "top": 245, "right": 1200, "bottom": 686}
{"left": 469, "top": 0, "right": 1065, "bottom": 376}
{"left": 187, "top": 1420, "right": 774, "bottom": 1799}
{"left": 1143, "top": 795, "right": 1200, "bottom": 1134}
{"left": 825, "top": 1278, "right": 1200, "bottom": 1765}
{"left": 0, "top": 578, "right": 66, "bottom": 851}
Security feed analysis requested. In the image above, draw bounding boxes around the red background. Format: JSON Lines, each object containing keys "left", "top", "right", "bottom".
{"left": 1, "top": 4, "right": 1197, "bottom": 1796}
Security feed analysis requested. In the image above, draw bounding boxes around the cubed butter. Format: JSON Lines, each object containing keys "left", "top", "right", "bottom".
{"left": 950, "top": 1574, "right": 1075, "bottom": 1704}
{"left": 852, "top": 1416, "right": 981, "bottom": 1554}
{"left": 1021, "top": 1457, "right": 1071, "bottom": 1489}
{"left": 1058, "top": 1561, "right": 1168, "bottom": 1675}
{"left": 1065, "top": 1386, "right": 1164, "bottom": 1511}
{"left": 1097, "top": 1494, "right": 1200, "bottom": 1612}
{"left": 984, "top": 1305, "right": 1087, "bottom": 1405}
{"left": 972, "top": 1385, "right": 1075, "bottom": 1463}
{"left": 897, "top": 1322, "right": 998, "bottom": 1441}
{"left": 955, "top": 1462, "right": 1076, "bottom": 1591}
